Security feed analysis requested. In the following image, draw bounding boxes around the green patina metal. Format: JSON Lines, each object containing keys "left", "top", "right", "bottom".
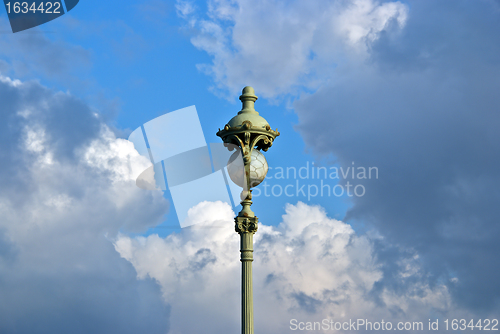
{"left": 217, "top": 86, "right": 279, "bottom": 334}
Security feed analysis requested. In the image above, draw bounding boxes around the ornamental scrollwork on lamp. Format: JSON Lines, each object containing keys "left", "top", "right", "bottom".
{"left": 235, "top": 217, "right": 259, "bottom": 234}
{"left": 216, "top": 124, "right": 279, "bottom": 164}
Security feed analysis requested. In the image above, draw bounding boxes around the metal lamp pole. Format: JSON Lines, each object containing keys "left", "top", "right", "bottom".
{"left": 217, "top": 86, "right": 280, "bottom": 334}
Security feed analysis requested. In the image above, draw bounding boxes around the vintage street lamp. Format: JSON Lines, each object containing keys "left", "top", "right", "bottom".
{"left": 217, "top": 86, "right": 279, "bottom": 334}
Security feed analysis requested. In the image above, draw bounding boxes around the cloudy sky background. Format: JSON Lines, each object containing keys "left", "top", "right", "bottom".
{"left": 1, "top": 0, "right": 499, "bottom": 333}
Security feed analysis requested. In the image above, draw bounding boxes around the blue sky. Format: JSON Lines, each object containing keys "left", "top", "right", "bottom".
{"left": 1, "top": 0, "right": 500, "bottom": 333}
{"left": 4, "top": 0, "right": 349, "bottom": 230}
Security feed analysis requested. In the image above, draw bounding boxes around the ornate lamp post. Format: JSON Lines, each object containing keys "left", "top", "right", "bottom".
{"left": 217, "top": 86, "right": 279, "bottom": 334}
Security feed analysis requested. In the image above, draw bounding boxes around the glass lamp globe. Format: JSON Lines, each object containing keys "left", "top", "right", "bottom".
{"left": 227, "top": 149, "right": 268, "bottom": 188}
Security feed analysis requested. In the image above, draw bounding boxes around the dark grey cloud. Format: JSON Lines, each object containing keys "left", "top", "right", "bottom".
{"left": 0, "top": 243, "right": 170, "bottom": 334}
{"left": 0, "top": 76, "right": 170, "bottom": 333}
{"left": 295, "top": 0, "right": 500, "bottom": 313}
{"left": 0, "top": 228, "right": 18, "bottom": 264}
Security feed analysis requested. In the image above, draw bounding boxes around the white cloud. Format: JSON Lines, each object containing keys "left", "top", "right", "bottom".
{"left": 177, "top": 0, "right": 408, "bottom": 98}
{"left": 0, "top": 75, "right": 170, "bottom": 333}
{"left": 116, "top": 201, "right": 455, "bottom": 333}
{"left": 176, "top": 0, "right": 197, "bottom": 21}
{"left": 336, "top": 0, "right": 408, "bottom": 47}
{"left": 83, "top": 125, "right": 152, "bottom": 184}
